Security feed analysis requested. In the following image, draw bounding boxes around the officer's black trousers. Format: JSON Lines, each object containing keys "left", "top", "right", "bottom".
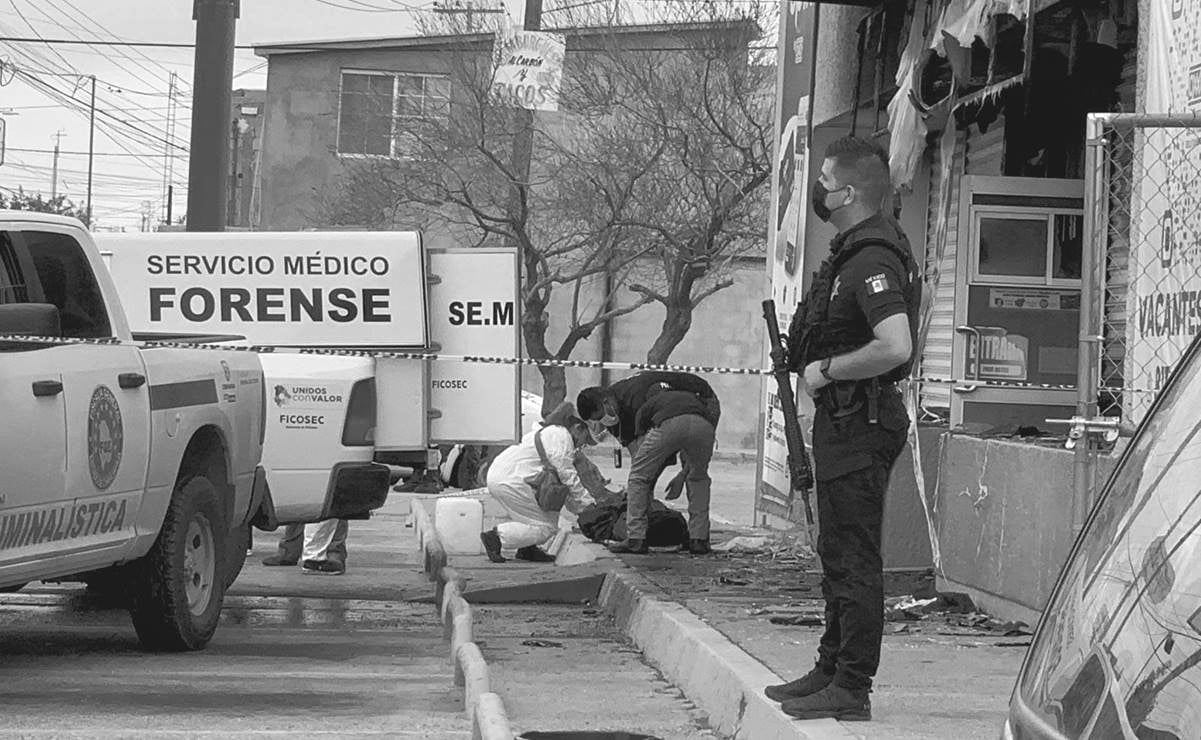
{"left": 811, "top": 391, "right": 908, "bottom": 691}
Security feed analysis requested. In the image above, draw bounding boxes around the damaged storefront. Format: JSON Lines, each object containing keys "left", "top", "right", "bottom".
{"left": 885, "top": 0, "right": 1137, "bottom": 431}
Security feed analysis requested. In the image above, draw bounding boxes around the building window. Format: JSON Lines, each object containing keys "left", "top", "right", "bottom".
{"left": 337, "top": 70, "right": 450, "bottom": 157}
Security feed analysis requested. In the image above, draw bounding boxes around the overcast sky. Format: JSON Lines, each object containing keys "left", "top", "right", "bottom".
{"left": 0, "top": 0, "right": 535, "bottom": 229}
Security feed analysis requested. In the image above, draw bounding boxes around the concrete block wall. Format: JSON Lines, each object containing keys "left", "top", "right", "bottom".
{"left": 933, "top": 435, "right": 1120, "bottom": 623}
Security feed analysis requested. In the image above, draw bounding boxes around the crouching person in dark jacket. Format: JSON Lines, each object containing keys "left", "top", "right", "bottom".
{"left": 612, "top": 383, "right": 716, "bottom": 555}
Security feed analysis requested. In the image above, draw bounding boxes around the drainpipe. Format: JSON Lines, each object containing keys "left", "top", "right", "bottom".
{"left": 1072, "top": 114, "right": 1108, "bottom": 532}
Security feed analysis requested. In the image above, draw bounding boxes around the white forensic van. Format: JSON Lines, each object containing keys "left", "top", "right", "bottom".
{"left": 0, "top": 212, "right": 266, "bottom": 651}
{"left": 96, "top": 232, "right": 523, "bottom": 517}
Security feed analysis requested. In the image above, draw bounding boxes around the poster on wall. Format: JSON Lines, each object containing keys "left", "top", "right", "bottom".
{"left": 1126, "top": 0, "right": 1201, "bottom": 422}
{"left": 757, "top": 1, "right": 817, "bottom": 519}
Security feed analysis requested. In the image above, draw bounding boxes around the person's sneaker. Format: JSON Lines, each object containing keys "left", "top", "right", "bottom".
{"left": 688, "top": 539, "right": 711, "bottom": 555}
{"left": 301, "top": 559, "right": 346, "bottom": 576}
{"left": 607, "top": 539, "right": 648, "bottom": 554}
{"left": 515, "top": 545, "right": 555, "bottom": 563}
{"left": 261, "top": 555, "right": 298, "bottom": 567}
{"left": 764, "top": 663, "right": 834, "bottom": 702}
{"left": 780, "top": 684, "right": 871, "bottom": 722}
{"left": 480, "top": 528, "right": 506, "bottom": 563}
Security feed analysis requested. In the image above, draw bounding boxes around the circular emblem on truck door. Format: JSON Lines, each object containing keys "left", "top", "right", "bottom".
{"left": 88, "top": 385, "right": 124, "bottom": 490}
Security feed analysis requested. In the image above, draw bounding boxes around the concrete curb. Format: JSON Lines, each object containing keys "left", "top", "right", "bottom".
{"left": 599, "top": 570, "right": 859, "bottom": 740}
{"left": 412, "top": 501, "right": 516, "bottom": 740}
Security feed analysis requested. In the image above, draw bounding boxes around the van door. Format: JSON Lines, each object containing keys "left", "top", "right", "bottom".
{"left": 18, "top": 230, "right": 150, "bottom": 559}
{"left": 0, "top": 230, "right": 69, "bottom": 566}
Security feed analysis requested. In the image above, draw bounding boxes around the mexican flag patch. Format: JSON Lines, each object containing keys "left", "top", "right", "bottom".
{"left": 866, "top": 273, "right": 890, "bottom": 294}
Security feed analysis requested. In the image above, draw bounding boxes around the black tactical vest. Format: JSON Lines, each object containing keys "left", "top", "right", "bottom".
{"left": 787, "top": 217, "right": 921, "bottom": 384}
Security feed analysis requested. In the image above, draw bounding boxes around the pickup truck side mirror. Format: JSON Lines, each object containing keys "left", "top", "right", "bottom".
{"left": 0, "top": 303, "right": 63, "bottom": 338}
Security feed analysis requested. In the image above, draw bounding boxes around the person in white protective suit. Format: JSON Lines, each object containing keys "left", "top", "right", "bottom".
{"left": 479, "top": 402, "right": 598, "bottom": 563}
{"left": 262, "top": 519, "right": 349, "bottom": 575}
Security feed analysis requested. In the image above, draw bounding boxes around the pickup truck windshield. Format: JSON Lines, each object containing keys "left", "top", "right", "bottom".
{"left": 1018, "top": 336, "right": 1201, "bottom": 738}
{"left": 0, "top": 230, "right": 111, "bottom": 339}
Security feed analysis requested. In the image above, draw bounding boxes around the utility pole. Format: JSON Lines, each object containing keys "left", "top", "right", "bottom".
{"left": 507, "top": 0, "right": 542, "bottom": 250}
{"left": 162, "top": 71, "right": 177, "bottom": 225}
{"left": 187, "top": 0, "right": 239, "bottom": 231}
{"left": 50, "top": 130, "right": 65, "bottom": 198}
{"left": 228, "top": 117, "right": 240, "bottom": 227}
{"left": 85, "top": 75, "right": 95, "bottom": 227}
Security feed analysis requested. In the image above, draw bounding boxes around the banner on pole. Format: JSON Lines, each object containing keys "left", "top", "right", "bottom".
{"left": 491, "top": 29, "right": 566, "bottom": 112}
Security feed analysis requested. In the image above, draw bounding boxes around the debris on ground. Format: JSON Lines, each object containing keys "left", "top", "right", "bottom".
{"left": 877, "top": 591, "right": 1032, "bottom": 638}
{"left": 712, "top": 536, "right": 769, "bottom": 553}
{"left": 521, "top": 639, "right": 565, "bottom": 648}
{"left": 769, "top": 614, "right": 823, "bottom": 627}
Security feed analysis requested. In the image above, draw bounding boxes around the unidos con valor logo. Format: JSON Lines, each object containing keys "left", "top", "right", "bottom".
{"left": 87, "top": 385, "right": 124, "bottom": 490}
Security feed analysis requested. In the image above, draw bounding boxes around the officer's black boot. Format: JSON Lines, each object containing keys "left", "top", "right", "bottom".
{"left": 764, "top": 662, "right": 834, "bottom": 701}
{"left": 780, "top": 684, "right": 871, "bottom": 722}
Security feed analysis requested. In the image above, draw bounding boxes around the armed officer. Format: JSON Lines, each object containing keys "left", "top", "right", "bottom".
{"left": 764, "top": 136, "right": 921, "bottom": 722}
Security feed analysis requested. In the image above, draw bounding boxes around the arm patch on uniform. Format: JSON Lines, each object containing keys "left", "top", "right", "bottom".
{"left": 865, "top": 273, "right": 890, "bottom": 294}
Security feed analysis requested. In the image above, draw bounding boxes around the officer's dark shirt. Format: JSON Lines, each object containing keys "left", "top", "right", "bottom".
{"left": 824, "top": 215, "right": 914, "bottom": 349}
{"left": 607, "top": 371, "right": 716, "bottom": 446}
{"left": 811, "top": 215, "right": 918, "bottom": 482}
{"left": 634, "top": 390, "right": 710, "bottom": 437}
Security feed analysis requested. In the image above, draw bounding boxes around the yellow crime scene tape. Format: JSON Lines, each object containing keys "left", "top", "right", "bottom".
{"left": 0, "top": 333, "right": 1154, "bottom": 395}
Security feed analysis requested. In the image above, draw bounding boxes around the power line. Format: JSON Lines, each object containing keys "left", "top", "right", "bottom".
{"left": 12, "top": 68, "right": 188, "bottom": 153}
{"left": 6, "top": 146, "right": 185, "bottom": 158}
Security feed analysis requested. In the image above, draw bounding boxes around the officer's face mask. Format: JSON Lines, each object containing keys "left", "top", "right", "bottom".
{"left": 586, "top": 419, "right": 613, "bottom": 444}
{"left": 812, "top": 181, "right": 851, "bottom": 223}
{"left": 598, "top": 399, "right": 619, "bottom": 428}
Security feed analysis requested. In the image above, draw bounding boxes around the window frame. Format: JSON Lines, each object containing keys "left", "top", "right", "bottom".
{"left": 336, "top": 69, "right": 450, "bottom": 159}
{"left": 968, "top": 206, "right": 1085, "bottom": 288}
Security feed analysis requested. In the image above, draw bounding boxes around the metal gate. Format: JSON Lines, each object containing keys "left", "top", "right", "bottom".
{"left": 1072, "top": 113, "right": 1201, "bottom": 527}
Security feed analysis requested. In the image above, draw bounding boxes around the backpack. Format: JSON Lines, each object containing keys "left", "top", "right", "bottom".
{"left": 577, "top": 500, "right": 689, "bottom": 547}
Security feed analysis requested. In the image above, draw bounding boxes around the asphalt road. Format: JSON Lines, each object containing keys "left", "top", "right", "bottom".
{"left": 0, "top": 498, "right": 718, "bottom": 739}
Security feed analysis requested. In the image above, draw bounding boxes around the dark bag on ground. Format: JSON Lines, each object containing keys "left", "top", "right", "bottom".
{"left": 577, "top": 500, "right": 688, "bottom": 547}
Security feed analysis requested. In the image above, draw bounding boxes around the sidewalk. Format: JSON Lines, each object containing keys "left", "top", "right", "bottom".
{"left": 602, "top": 546, "right": 1023, "bottom": 739}
{"left": 419, "top": 454, "right": 1025, "bottom": 739}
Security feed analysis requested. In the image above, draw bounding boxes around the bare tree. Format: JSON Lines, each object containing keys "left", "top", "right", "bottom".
{"left": 317, "top": 1, "right": 773, "bottom": 402}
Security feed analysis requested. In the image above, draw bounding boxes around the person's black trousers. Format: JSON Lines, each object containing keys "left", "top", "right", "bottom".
{"left": 810, "top": 386, "right": 908, "bottom": 691}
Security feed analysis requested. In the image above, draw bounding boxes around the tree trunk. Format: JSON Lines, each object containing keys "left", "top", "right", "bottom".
{"left": 520, "top": 285, "right": 566, "bottom": 416}
{"left": 538, "top": 364, "right": 568, "bottom": 414}
{"left": 646, "top": 301, "right": 693, "bottom": 365}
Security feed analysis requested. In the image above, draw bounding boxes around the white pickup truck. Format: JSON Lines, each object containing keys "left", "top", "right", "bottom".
{"left": 0, "top": 211, "right": 268, "bottom": 651}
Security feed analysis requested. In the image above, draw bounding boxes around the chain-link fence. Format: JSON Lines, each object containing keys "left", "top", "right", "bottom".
{"left": 1082, "top": 114, "right": 1201, "bottom": 428}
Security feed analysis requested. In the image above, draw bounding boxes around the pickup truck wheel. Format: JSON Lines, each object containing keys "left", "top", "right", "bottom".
{"left": 223, "top": 524, "right": 251, "bottom": 590}
{"left": 129, "top": 474, "right": 226, "bottom": 652}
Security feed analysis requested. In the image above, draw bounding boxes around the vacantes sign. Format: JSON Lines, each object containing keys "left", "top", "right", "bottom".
{"left": 1126, "top": 0, "right": 1201, "bottom": 422}
{"left": 491, "top": 28, "right": 566, "bottom": 112}
{"left": 97, "top": 232, "right": 429, "bottom": 348}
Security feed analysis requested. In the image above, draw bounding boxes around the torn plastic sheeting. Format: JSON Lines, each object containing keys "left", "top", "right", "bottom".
{"left": 887, "top": 0, "right": 1031, "bottom": 188}
{"left": 932, "top": 0, "right": 1028, "bottom": 55}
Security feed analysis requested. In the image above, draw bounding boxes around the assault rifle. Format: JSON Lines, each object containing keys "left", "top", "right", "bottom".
{"left": 762, "top": 299, "right": 816, "bottom": 541}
